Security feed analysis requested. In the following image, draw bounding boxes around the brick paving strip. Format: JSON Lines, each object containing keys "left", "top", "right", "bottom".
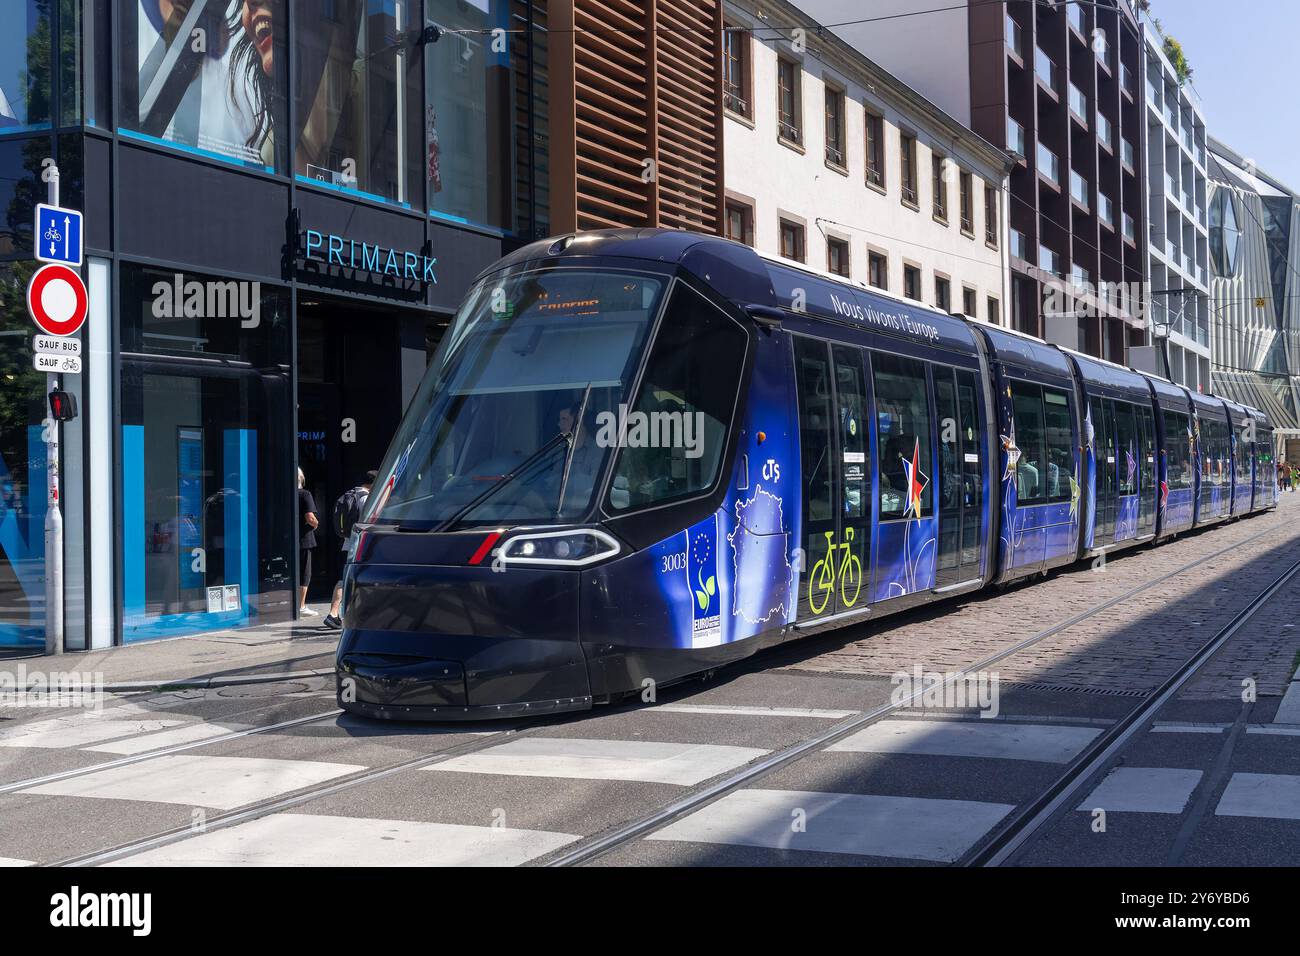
{"left": 784, "top": 501, "right": 1300, "bottom": 700}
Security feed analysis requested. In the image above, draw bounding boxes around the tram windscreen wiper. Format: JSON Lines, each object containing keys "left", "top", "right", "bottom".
{"left": 429, "top": 430, "right": 573, "bottom": 534}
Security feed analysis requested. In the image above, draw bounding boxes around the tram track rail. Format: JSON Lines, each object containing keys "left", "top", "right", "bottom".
{"left": 542, "top": 518, "right": 1292, "bottom": 867}
{"left": 11, "top": 514, "right": 1287, "bottom": 867}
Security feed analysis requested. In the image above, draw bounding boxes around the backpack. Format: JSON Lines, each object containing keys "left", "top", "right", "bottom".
{"left": 332, "top": 487, "right": 367, "bottom": 539}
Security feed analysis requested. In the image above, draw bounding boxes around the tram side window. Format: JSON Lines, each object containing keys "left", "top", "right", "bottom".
{"left": 1011, "top": 382, "right": 1046, "bottom": 504}
{"left": 873, "top": 354, "right": 933, "bottom": 520}
{"left": 1165, "top": 411, "right": 1193, "bottom": 489}
{"left": 607, "top": 284, "right": 747, "bottom": 512}
{"left": 1235, "top": 422, "right": 1251, "bottom": 482}
{"left": 794, "top": 339, "right": 834, "bottom": 523}
{"left": 1114, "top": 401, "right": 1137, "bottom": 495}
{"left": 1042, "top": 388, "right": 1073, "bottom": 502}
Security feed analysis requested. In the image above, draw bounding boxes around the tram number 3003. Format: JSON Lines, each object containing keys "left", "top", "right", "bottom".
{"left": 661, "top": 552, "right": 688, "bottom": 573}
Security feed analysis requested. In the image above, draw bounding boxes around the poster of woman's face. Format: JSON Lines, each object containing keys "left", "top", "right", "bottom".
{"left": 130, "top": 0, "right": 281, "bottom": 168}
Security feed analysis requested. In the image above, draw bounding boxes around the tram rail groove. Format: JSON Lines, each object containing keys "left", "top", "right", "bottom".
{"left": 964, "top": 550, "right": 1300, "bottom": 868}
{"left": 542, "top": 518, "right": 1287, "bottom": 867}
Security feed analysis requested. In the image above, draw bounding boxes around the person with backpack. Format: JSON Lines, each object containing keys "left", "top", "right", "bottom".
{"left": 323, "top": 470, "right": 376, "bottom": 630}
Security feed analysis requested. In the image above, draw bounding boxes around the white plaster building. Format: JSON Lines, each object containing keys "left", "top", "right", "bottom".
{"left": 721, "top": 0, "right": 1012, "bottom": 323}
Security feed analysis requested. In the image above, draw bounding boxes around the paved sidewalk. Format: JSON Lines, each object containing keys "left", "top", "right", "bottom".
{"left": 0, "top": 604, "right": 340, "bottom": 691}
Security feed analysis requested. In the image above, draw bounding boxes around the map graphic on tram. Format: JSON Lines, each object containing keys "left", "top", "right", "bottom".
{"left": 727, "top": 484, "right": 792, "bottom": 625}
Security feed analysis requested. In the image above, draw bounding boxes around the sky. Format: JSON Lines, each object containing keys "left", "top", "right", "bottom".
{"left": 1150, "top": 0, "right": 1300, "bottom": 190}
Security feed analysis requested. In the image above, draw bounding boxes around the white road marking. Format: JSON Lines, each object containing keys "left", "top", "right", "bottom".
{"left": 655, "top": 704, "right": 858, "bottom": 719}
{"left": 1215, "top": 773, "right": 1300, "bottom": 821}
{"left": 1275, "top": 682, "right": 1300, "bottom": 724}
{"left": 1076, "top": 767, "right": 1204, "bottom": 814}
{"left": 84, "top": 722, "right": 250, "bottom": 754}
{"left": 107, "top": 813, "right": 578, "bottom": 867}
{"left": 647, "top": 788, "right": 1015, "bottom": 862}
{"left": 429, "top": 737, "right": 768, "bottom": 786}
{"left": 22, "top": 754, "right": 363, "bottom": 810}
{"left": 1150, "top": 723, "right": 1227, "bottom": 734}
{"left": 1246, "top": 725, "right": 1300, "bottom": 737}
{"left": 0, "top": 857, "right": 33, "bottom": 866}
{"left": 827, "top": 719, "right": 1100, "bottom": 764}
{"left": 0, "top": 718, "right": 183, "bottom": 749}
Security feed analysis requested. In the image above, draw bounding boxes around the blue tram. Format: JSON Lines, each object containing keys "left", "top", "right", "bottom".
{"left": 336, "top": 230, "right": 1277, "bottom": 719}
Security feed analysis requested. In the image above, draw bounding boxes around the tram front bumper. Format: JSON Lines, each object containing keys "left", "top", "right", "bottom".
{"left": 334, "top": 562, "right": 593, "bottom": 721}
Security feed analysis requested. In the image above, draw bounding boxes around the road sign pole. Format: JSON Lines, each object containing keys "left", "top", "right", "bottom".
{"left": 44, "top": 164, "right": 63, "bottom": 656}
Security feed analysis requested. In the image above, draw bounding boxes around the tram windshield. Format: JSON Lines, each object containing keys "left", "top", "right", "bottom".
{"left": 366, "top": 267, "right": 667, "bottom": 529}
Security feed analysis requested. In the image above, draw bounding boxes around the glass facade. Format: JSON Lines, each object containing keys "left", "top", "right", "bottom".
{"left": 117, "top": 0, "right": 288, "bottom": 170}
{"left": 118, "top": 265, "right": 294, "bottom": 640}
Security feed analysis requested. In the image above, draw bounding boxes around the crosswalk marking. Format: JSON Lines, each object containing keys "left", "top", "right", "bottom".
{"left": 1150, "top": 723, "right": 1227, "bottom": 734}
{"left": 0, "top": 718, "right": 184, "bottom": 749}
{"left": 106, "top": 813, "right": 578, "bottom": 867}
{"left": 429, "top": 737, "right": 768, "bottom": 786}
{"left": 1076, "top": 767, "right": 1204, "bottom": 814}
{"left": 647, "top": 788, "right": 1015, "bottom": 862}
{"left": 83, "top": 722, "right": 250, "bottom": 755}
{"left": 22, "top": 754, "right": 364, "bottom": 810}
{"left": 827, "top": 719, "right": 1100, "bottom": 764}
{"left": 1215, "top": 773, "right": 1300, "bottom": 821}
{"left": 654, "top": 704, "right": 858, "bottom": 719}
{"left": 1275, "top": 682, "right": 1300, "bottom": 724}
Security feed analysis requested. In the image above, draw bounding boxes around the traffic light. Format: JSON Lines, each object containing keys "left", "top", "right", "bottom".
{"left": 48, "top": 389, "right": 78, "bottom": 422}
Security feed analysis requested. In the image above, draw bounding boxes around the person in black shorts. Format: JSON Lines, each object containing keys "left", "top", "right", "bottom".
{"left": 297, "top": 467, "right": 319, "bottom": 617}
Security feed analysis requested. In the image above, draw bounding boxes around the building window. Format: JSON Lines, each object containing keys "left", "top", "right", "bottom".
{"left": 725, "top": 200, "right": 753, "bottom": 246}
{"left": 935, "top": 276, "right": 951, "bottom": 312}
{"left": 779, "top": 218, "right": 805, "bottom": 262}
{"left": 427, "top": 0, "right": 542, "bottom": 231}
{"left": 777, "top": 57, "right": 802, "bottom": 144}
{"left": 827, "top": 237, "right": 850, "bottom": 276}
{"left": 988, "top": 297, "right": 1001, "bottom": 325}
{"left": 723, "top": 24, "right": 751, "bottom": 117}
{"left": 932, "top": 154, "right": 948, "bottom": 221}
{"left": 869, "top": 251, "right": 888, "bottom": 290}
{"left": 985, "top": 184, "right": 999, "bottom": 246}
{"left": 959, "top": 171, "right": 974, "bottom": 233}
{"left": 294, "top": 1, "right": 423, "bottom": 202}
{"left": 824, "top": 86, "right": 846, "bottom": 168}
{"left": 900, "top": 134, "right": 918, "bottom": 206}
{"left": 119, "top": 0, "right": 289, "bottom": 171}
{"left": 903, "top": 264, "right": 921, "bottom": 300}
{"left": 963, "top": 287, "right": 977, "bottom": 317}
{"left": 1210, "top": 189, "right": 1242, "bottom": 277}
{"left": 865, "top": 110, "right": 885, "bottom": 188}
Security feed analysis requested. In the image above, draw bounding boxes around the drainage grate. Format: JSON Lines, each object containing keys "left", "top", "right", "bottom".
{"left": 998, "top": 679, "right": 1151, "bottom": 698}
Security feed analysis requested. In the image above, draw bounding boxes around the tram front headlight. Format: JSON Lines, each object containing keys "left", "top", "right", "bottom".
{"left": 498, "top": 529, "right": 621, "bottom": 567}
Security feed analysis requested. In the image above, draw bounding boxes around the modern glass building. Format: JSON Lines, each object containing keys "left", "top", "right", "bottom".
{"left": 0, "top": 0, "right": 556, "bottom": 650}
{"left": 1207, "top": 137, "right": 1300, "bottom": 448}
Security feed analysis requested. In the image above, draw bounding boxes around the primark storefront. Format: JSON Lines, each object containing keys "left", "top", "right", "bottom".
{"left": 0, "top": 1, "right": 550, "bottom": 650}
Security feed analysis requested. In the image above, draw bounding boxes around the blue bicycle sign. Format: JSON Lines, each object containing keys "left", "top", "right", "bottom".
{"left": 34, "top": 203, "right": 83, "bottom": 267}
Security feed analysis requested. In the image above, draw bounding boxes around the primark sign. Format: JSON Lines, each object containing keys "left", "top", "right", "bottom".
{"left": 293, "top": 220, "right": 437, "bottom": 294}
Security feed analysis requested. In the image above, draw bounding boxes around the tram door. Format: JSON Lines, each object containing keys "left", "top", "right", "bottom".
{"left": 793, "top": 337, "right": 870, "bottom": 620}
{"left": 935, "top": 369, "right": 985, "bottom": 588}
{"left": 1137, "top": 405, "right": 1156, "bottom": 535}
{"left": 1091, "top": 397, "right": 1116, "bottom": 542}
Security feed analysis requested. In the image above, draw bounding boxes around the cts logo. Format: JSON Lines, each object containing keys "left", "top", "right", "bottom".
{"left": 762, "top": 459, "right": 781, "bottom": 483}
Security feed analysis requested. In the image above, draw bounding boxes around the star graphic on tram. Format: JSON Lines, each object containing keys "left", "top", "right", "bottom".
{"left": 1125, "top": 444, "right": 1137, "bottom": 489}
{"left": 1159, "top": 479, "right": 1169, "bottom": 512}
{"left": 1083, "top": 404, "right": 1095, "bottom": 451}
{"left": 1000, "top": 424, "right": 1020, "bottom": 482}
{"left": 1069, "top": 467, "right": 1081, "bottom": 520}
{"left": 902, "top": 437, "right": 929, "bottom": 518}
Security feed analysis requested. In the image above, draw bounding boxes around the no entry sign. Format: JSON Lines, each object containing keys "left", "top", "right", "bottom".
{"left": 26, "top": 263, "right": 88, "bottom": 337}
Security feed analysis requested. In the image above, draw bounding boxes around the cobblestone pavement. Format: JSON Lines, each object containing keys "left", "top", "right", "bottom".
{"left": 780, "top": 498, "right": 1300, "bottom": 699}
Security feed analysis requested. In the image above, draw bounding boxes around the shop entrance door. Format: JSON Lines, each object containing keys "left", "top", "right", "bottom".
{"left": 296, "top": 299, "right": 406, "bottom": 600}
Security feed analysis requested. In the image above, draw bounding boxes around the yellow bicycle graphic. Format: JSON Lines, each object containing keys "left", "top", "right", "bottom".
{"left": 807, "top": 528, "right": 863, "bottom": 615}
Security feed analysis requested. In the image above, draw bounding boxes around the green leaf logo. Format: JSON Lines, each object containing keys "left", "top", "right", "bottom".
{"left": 705, "top": 575, "right": 716, "bottom": 597}
{"left": 695, "top": 590, "right": 708, "bottom": 610}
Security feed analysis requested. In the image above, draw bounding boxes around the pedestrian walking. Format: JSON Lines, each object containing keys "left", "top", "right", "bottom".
{"left": 323, "top": 469, "right": 377, "bottom": 629}
{"left": 297, "top": 467, "right": 319, "bottom": 616}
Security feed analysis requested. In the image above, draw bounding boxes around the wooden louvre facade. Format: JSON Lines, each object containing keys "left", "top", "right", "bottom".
{"left": 548, "top": 0, "right": 726, "bottom": 235}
